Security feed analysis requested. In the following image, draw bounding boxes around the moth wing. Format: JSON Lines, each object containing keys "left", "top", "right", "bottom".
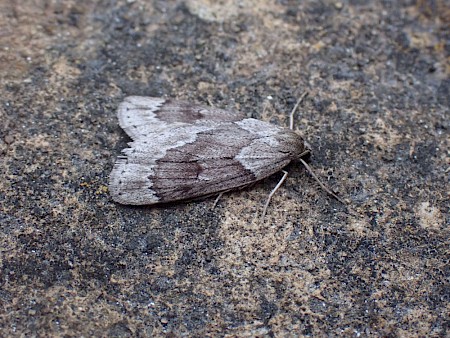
{"left": 117, "top": 96, "right": 247, "bottom": 141}
{"left": 109, "top": 119, "right": 295, "bottom": 205}
{"left": 152, "top": 156, "right": 291, "bottom": 205}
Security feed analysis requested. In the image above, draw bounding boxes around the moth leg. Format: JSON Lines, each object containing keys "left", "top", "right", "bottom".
{"left": 261, "top": 170, "right": 289, "bottom": 219}
{"left": 212, "top": 192, "right": 224, "bottom": 209}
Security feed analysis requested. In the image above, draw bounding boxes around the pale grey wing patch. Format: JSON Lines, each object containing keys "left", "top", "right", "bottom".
{"left": 236, "top": 118, "right": 285, "bottom": 137}
{"left": 118, "top": 96, "right": 169, "bottom": 140}
{"left": 118, "top": 96, "right": 246, "bottom": 141}
{"left": 109, "top": 160, "right": 159, "bottom": 205}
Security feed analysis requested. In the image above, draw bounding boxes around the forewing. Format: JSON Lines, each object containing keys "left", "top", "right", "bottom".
{"left": 109, "top": 119, "right": 294, "bottom": 205}
{"left": 118, "top": 96, "right": 246, "bottom": 141}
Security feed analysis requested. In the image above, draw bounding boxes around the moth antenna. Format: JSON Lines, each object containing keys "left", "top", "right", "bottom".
{"left": 289, "top": 93, "right": 346, "bottom": 205}
{"left": 261, "top": 170, "right": 289, "bottom": 219}
{"left": 261, "top": 92, "right": 310, "bottom": 220}
{"left": 299, "top": 158, "right": 346, "bottom": 205}
{"left": 290, "top": 92, "right": 309, "bottom": 130}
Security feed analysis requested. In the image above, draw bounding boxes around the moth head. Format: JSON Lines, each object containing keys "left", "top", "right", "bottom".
{"left": 278, "top": 130, "right": 311, "bottom": 160}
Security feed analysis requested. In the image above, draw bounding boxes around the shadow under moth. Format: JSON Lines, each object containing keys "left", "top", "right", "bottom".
{"left": 109, "top": 95, "right": 343, "bottom": 216}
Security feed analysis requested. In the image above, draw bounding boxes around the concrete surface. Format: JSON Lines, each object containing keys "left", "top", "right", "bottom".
{"left": 0, "top": 0, "right": 448, "bottom": 336}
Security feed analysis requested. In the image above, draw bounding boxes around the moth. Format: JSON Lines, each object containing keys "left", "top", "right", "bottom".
{"left": 109, "top": 95, "right": 342, "bottom": 215}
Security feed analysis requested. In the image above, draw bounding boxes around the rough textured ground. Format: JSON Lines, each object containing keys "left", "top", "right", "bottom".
{"left": 0, "top": 0, "right": 448, "bottom": 336}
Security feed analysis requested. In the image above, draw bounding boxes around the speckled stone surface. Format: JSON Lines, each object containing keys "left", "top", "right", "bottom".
{"left": 0, "top": 0, "right": 448, "bottom": 336}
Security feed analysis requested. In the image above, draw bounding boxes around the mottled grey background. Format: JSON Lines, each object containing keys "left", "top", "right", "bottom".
{"left": 0, "top": 0, "right": 448, "bottom": 336}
